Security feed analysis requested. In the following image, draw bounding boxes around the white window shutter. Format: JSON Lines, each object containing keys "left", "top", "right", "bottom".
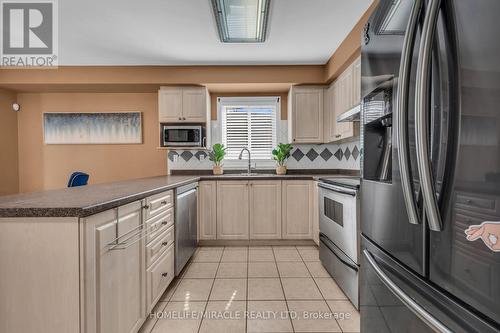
{"left": 222, "top": 102, "right": 277, "bottom": 160}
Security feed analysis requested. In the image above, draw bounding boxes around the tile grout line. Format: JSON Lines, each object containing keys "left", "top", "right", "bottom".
{"left": 196, "top": 246, "right": 223, "bottom": 333}
{"left": 273, "top": 246, "right": 296, "bottom": 333}
{"left": 298, "top": 245, "right": 344, "bottom": 333}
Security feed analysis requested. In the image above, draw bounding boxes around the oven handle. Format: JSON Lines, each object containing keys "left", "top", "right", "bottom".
{"left": 363, "top": 250, "right": 452, "bottom": 333}
{"left": 320, "top": 233, "right": 358, "bottom": 272}
{"left": 318, "top": 182, "right": 357, "bottom": 196}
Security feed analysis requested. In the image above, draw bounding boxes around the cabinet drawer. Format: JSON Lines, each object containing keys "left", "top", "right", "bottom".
{"left": 147, "top": 225, "right": 175, "bottom": 268}
{"left": 456, "top": 192, "right": 497, "bottom": 215}
{"left": 147, "top": 244, "right": 174, "bottom": 311}
{"left": 145, "top": 190, "right": 173, "bottom": 220}
{"left": 146, "top": 207, "right": 174, "bottom": 244}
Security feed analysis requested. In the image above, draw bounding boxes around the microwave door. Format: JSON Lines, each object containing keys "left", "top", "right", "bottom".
{"left": 164, "top": 126, "right": 202, "bottom": 146}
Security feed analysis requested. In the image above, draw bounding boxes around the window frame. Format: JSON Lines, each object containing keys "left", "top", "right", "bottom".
{"left": 217, "top": 96, "right": 281, "bottom": 168}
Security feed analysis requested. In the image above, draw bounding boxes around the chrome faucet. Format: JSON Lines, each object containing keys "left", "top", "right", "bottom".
{"left": 238, "top": 148, "right": 252, "bottom": 175}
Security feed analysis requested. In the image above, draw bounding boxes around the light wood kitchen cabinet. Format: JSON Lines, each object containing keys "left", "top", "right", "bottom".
{"left": 352, "top": 56, "right": 361, "bottom": 107}
{"left": 282, "top": 180, "right": 314, "bottom": 239}
{"left": 146, "top": 243, "right": 174, "bottom": 312}
{"left": 324, "top": 83, "right": 337, "bottom": 143}
{"left": 288, "top": 86, "right": 324, "bottom": 143}
{"left": 249, "top": 180, "right": 282, "bottom": 239}
{"left": 158, "top": 86, "right": 208, "bottom": 123}
{"left": 158, "top": 87, "right": 183, "bottom": 122}
{"left": 82, "top": 201, "right": 146, "bottom": 333}
{"left": 198, "top": 181, "right": 217, "bottom": 240}
{"left": 324, "top": 56, "right": 360, "bottom": 143}
{"left": 313, "top": 181, "right": 320, "bottom": 245}
{"left": 182, "top": 87, "right": 208, "bottom": 122}
{"left": 217, "top": 181, "right": 250, "bottom": 240}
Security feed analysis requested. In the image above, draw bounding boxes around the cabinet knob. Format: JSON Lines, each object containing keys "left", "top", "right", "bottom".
{"left": 178, "top": 117, "right": 182, "bottom": 120}
{"left": 161, "top": 272, "right": 168, "bottom": 277}
{"left": 142, "top": 204, "right": 150, "bottom": 210}
{"left": 183, "top": 117, "right": 186, "bottom": 120}
{"left": 162, "top": 241, "right": 169, "bottom": 246}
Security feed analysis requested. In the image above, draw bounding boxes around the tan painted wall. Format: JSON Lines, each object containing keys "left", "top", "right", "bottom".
{"left": 324, "top": 0, "right": 379, "bottom": 83}
{"left": 16, "top": 93, "right": 167, "bottom": 192}
{"left": 0, "top": 89, "right": 19, "bottom": 195}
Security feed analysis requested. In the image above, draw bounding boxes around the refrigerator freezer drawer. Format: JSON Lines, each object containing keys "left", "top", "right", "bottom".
{"left": 361, "top": 235, "right": 499, "bottom": 333}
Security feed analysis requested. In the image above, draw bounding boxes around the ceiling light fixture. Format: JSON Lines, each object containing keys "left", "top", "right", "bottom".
{"left": 211, "top": 0, "right": 271, "bottom": 43}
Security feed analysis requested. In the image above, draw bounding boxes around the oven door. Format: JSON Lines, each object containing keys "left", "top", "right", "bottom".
{"left": 163, "top": 126, "right": 202, "bottom": 147}
{"left": 319, "top": 182, "right": 358, "bottom": 263}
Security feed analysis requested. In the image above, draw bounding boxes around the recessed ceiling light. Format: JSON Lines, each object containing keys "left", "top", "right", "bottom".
{"left": 211, "top": 0, "right": 271, "bottom": 43}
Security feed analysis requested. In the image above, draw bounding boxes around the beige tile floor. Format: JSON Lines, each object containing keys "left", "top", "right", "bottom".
{"left": 139, "top": 246, "right": 360, "bottom": 333}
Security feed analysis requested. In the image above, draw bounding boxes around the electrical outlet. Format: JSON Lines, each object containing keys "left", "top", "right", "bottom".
{"left": 173, "top": 155, "right": 179, "bottom": 162}
{"left": 199, "top": 155, "right": 205, "bottom": 161}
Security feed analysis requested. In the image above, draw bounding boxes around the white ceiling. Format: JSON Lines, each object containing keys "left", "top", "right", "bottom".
{"left": 59, "top": 0, "right": 373, "bottom": 66}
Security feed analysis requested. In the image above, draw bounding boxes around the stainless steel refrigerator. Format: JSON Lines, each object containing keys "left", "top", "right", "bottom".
{"left": 360, "top": 0, "right": 500, "bottom": 332}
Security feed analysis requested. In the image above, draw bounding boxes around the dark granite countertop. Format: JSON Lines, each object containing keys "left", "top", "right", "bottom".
{"left": 0, "top": 171, "right": 360, "bottom": 218}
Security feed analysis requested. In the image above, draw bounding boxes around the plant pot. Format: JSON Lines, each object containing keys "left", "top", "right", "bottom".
{"left": 213, "top": 165, "right": 223, "bottom": 175}
{"left": 276, "top": 166, "right": 287, "bottom": 175}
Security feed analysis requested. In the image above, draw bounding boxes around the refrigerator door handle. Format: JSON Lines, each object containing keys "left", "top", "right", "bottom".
{"left": 396, "top": 0, "right": 423, "bottom": 225}
{"left": 363, "top": 250, "right": 452, "bottom": 333}
{"left": 415, "top": 0, "right": 443, "bottom": 231}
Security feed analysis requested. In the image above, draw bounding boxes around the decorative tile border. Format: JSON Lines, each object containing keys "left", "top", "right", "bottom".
{"left": 167, "top": 119, "right": 360, "bottom": 171}
{"left": 167, "top": 141, "right": 360, "bottom": 171}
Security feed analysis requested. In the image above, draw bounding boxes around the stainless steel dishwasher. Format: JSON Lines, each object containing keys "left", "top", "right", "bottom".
{"left": 175, "top": 182, "right": 198, "bottom": 275}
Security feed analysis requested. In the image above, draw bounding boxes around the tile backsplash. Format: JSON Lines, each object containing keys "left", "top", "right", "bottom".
{"left": 167, "top": 120, "right": 360, "bottom": 171}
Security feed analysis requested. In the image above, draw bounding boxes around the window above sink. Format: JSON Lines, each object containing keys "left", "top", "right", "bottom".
{"left": 218, "top": 96, "right": 280, "bottom": 168}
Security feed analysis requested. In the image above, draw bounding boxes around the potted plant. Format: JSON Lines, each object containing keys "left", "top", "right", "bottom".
{"left": 272, "top": 143, "right": 293, "bottom": 175}
{"left": 208, "top": 143, "right": 227, "bottom": 175}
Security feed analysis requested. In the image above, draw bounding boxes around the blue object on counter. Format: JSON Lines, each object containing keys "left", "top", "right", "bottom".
{"left": 67, "top": 172, "right": 89, "bottom": 187}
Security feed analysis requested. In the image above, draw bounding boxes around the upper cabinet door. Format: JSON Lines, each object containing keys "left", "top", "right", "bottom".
{"left": 352, "top": 56, "right": 361, "bottom": 107}
{"left": 158, "top": 88, "right": 183, "bottom": 122}
{"left": 182, "top": 87, "right": 207, "bottom": 122}
{"left": 326, "top": 58, "right": 360, "bottom": 143}
{"left": 324, "top": 83, "right": 337, "bottom": 142}
{"left": 288, "top": 87, "right": 324, "bottom": 143}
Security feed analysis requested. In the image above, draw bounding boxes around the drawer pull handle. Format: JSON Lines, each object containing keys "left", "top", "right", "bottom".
{"left": 162, "top": 241, "right": 170, "bottom": 246}
{"left": 160, "top": 200, "right": 168, "bottom": 205}
{"left": 142, "top": 204, "right": 150, "bottom": 210}
{"left": 162, "top": 272, "right": 168, "bottom": 277}
{"left": 161, "top": 220, "right": 169, "bottom": 225}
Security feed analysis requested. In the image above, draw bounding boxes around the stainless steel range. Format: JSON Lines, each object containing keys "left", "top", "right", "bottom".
{"left": 318, "top": 177, "right": 360, "bottom": 309}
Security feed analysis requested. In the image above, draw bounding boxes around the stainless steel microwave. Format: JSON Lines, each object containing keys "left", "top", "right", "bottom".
{"left": 162, "top": 125, "right": 203, "bottom": 147}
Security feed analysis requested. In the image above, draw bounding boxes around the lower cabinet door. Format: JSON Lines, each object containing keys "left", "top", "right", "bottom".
{"left": 216, "top": 181, "right": 250, "bottom": 240}
{"left": 84, "top": 201, "right": 146, "bottom": 333}
{"left": 282, "top": 180, "right": 314, "bottom": 239}
{"left": 198, "top": 181, "right": 217, "bottom": 240}
{"left": 249, "top": 180, "right": 282, "bottom": 239}
{"left": 147, "top": 244, "right": 175, "bottom": 312}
